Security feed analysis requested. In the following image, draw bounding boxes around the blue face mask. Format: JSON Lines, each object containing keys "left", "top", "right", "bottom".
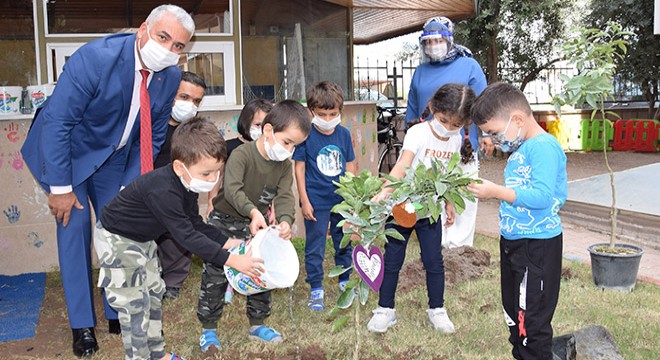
{"left": 492, "top": 116, "right": 523, "bottom": 152}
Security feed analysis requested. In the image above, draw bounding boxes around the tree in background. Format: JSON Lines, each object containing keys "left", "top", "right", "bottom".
{"left": 588, "top": 0, "right": 659, "bottom": 119}
{"left": 394, "top": 41, "right": 420, "bottom": 63}
{"left": 453, "top": 0, "right": 580, "bottom": 91}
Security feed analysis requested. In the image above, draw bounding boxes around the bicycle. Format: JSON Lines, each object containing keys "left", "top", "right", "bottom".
{"left": 376, "top": 104, "right": 405, "bottom": 174}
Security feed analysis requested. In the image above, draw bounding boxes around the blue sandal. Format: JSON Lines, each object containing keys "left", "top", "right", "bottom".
{"left": 168, "top": 352, "right": 186, "bottom": 360}
{"left": 199, "top": 329, "right": 221, "bottom": 352}
{"left": 248, "top": 325, "right": 283, "bottom": 343}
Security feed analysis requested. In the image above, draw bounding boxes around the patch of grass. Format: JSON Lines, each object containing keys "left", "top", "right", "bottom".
{"left": 30, "top": 233, "right": 660, "bottom": 359}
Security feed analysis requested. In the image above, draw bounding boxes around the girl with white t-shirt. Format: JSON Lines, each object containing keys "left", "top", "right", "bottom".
{"left": 367, "top": 83, "right": 476, "bottom": 334}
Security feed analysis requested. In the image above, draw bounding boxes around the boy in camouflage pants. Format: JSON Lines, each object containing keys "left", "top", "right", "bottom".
{"left": 94, "top": 118, "right": 263, "bottom": 360}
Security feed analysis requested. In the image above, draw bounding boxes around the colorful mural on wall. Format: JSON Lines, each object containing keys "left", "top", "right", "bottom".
{"left": 0, "top": 103, "right": 379, "bottom": 274}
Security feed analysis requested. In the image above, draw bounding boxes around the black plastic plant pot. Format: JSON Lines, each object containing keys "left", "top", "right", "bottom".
{"left": 588, "top": 243, "right": 645, "bottom": 292}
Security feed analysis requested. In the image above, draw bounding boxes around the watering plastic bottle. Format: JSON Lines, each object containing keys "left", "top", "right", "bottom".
{"left": 224, "top": 226, "right": 300, "bottom": 296}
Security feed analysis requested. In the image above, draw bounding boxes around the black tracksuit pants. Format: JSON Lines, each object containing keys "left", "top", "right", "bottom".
{"left": 500, "top": 233, "right": 562, "bottom": 360}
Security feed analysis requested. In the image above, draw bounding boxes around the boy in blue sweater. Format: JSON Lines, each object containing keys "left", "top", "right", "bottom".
{"left": 293, "top": 81, "right": 355, "bottom": 311}
{"left": 467, "top": 82, "right": 567, "bottom": 360}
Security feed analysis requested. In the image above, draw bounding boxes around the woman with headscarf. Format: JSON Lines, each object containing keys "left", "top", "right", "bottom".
{"left": 405, "top": 16, "right": 494, "bottom": 248}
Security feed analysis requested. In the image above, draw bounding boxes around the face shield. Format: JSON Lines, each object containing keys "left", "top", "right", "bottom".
{"left": 419, "top": 17, "right": 455, "bottom": 63}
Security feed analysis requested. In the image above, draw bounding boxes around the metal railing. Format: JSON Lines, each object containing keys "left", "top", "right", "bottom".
{"left": 354, "top": 60, "right": 647, "bottom": 105}
{"left": 353, "top": 58, "right": 416, "bottom": 108}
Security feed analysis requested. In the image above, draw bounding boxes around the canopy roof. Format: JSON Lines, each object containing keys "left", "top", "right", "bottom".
{"left": 323, "top": 0, "right": 477, "bottom": 44}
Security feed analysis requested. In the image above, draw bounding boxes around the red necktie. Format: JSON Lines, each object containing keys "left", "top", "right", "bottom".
{"left": 139, "top": 69, "right": 153, "bottom": 175}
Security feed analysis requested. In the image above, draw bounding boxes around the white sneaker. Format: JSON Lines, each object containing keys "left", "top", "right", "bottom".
{"left": 367, "top": 307, "right": 397, "bottom": 333}
{"left": 427, "top": 307, "right": 455, "bottom": 333}
{"left": 426, "top": 307, "right": 456, "bottom": 334}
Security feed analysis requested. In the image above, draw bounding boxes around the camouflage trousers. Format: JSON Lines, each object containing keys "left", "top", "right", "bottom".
{"left": 94, "top": 224, "right": 166, "bottom": 360}
{"left": 197, "top": 212, "right": 272, "bottom": 329}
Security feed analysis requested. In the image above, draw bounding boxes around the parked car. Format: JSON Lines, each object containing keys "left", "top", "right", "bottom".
{"left": 354, "top": 88, "right": 396, "bottom": 108}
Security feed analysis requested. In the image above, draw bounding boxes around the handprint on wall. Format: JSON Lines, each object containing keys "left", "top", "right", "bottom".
{"left": 3, "top": 204, "right": 21, "bottom": 224}
{"left": 4, "top": 122, "right": 22, "bottom": 143}
{"left": 9, "top": 151, "right": 24, "bottom": 171}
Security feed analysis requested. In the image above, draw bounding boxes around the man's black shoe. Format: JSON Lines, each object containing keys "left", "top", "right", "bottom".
{"left": 72, "top": 328, "right": 98, "bottom": 357}
{"left": 163, "top": 287, "right": 180, "bottom": 300}
{"left": 108, "top": 319, "right": 121, "bottom": 334}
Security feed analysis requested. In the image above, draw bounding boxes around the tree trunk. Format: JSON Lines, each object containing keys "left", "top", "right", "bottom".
{"left": 642, "top": 79, "right": 658, "bottom": 120}
{"left": 650, "top": 80, "right": 658, "bottom": 120}
{"left": 487, "top": 35, "right": 499, "bottom": 84}
{"left": 486, "top": 0, "right": 501, "bottom": 84}
{"left": 520, "top": 58, "right": 561, "bottom": 92}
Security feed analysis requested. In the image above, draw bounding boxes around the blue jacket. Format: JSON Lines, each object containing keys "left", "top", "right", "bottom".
{"left": 404, "top": 57, "right": 487, "bottom": 149}
{"left": 21, "top": 33, "right": 181, "bottom": 190}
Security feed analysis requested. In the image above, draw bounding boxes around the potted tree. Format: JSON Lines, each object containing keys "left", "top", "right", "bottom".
{"left": 552, "top": 22, "right": 644, "bottom": 292}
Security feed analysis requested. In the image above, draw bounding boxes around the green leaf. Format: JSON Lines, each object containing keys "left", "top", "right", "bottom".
{"left": 328, "top": 265, "right": 352, "bottom": 278}
{"left": 331, "top": 202, "right": 352, "bottom": 213}
{"left": 339, "top": 233, "right": 353, "bottom": 248}
{"left": 446, "top": 153, "right": 460, "bottom": 173}
{"left": 337, "top": 284, "right": 356, "bottom": 309}
{"left": 429, "top": 199, "right": 442, "bottom": 223}
{"left": 364, "top": 176, "right": 384, "bottom": 194}
{"left": 383, "top": 228, "right": 405, "bottom": 241}
{"left": 446, "top": 192, "right": 466, "bottom": 214}
{"left": 326, "top": 307, "right": 341, "bottom": 320}
{"left": 332, "top": 316, "right": 350, "bottom": 332}
{"left": 358, "top": 279, "right": 370, "bottom": 305}
{"left": 434, "top": 181, "right": 448, "bottom": 196}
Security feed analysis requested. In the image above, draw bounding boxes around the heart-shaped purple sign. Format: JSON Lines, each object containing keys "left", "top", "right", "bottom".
{"left": 352, "top": 245, "right": 384, "bottom": 292}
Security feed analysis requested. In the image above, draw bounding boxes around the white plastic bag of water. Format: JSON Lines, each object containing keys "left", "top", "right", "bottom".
{"left": 224, "top": 226, "right": 300, "bottom": 295}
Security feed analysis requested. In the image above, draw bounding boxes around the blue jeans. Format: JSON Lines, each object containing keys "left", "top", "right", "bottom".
{"left": 378, "top": 218, "right": 446, "bottom": 309}
{"left": 304, "top": 210, "right": 352, "bottom": 289}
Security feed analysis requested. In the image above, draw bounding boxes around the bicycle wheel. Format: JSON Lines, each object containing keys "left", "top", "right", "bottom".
{"left": 377, "top": 142, "right": 403, "bottom": 175}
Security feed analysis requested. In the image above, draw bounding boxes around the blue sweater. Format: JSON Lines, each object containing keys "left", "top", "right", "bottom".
{"left": 499, "top": 133, "right": 567, "bottom": 240}
{"left": 405, "top": 57, "right": 487, "bottom": 149}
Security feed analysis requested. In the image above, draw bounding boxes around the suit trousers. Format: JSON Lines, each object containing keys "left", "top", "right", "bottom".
{"left": 156, "top": 232, "right": 192, "bottom": 289}
{"left": 57, "top": 150, "right": 125, "bottom": 328}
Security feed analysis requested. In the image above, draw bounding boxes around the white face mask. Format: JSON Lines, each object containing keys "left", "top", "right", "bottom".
{"left": 179, "top": 163, "right": 219, "bottom": 193}
{"left": 425, "top": 43, "right": 448, "bottom": 61}
{"left": 312, "top": 114, "right": 341, "bottom": 131}
{"left": 249, "top": 126, "right": 262, "bottom": 140}
{"left": 171, "top": 100, "right": 198, "bottom": 123}
{"left": 139, "top": 26, "right": 181, "bottom": 72}
{"left": 264, "top": 130, "right": 293, "bottom": 161}
{"left": 431, "top": 118, "right": 461, "bottom": 137}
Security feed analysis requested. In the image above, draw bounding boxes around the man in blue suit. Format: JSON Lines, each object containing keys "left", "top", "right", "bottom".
{"left": 21, "top": 4, "right": 195, "bottom": 357}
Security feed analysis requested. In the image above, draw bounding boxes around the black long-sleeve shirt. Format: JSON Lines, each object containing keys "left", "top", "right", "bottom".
{"left": 100, "top": 165, "right": 230, "bottom": 267}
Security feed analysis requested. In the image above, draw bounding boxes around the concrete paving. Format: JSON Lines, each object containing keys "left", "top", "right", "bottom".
{"left": 566, "top": 162, "right": 660, "bottom": 216}
{"left": 475, "top": 199, "right": 660, "bottom": 286}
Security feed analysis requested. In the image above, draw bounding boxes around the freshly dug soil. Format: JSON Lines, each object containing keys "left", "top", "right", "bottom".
{"left": 399, "top": 246, "right": 491, "bottom": 292}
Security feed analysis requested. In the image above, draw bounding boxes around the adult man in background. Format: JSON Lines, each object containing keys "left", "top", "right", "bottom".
{"left": 21, "top": 4, "right": 194, "bottom": 357}
{"left": 154, "top": 71, "right": 207, "bottom": 300}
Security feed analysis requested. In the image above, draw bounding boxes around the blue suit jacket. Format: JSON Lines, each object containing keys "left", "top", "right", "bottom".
{"left": 22, "top": 33, "right": 181, "bottom": 190}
